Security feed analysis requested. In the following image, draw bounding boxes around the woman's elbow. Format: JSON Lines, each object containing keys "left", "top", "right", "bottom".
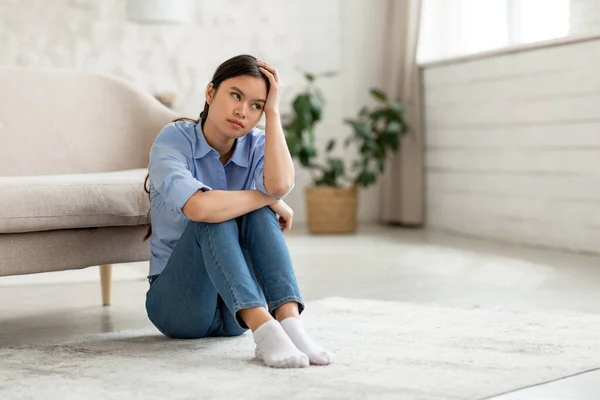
{"left": 182, "top": 194, "right": 207, "bottom": 222}
{"left": 267, "top": 181, "right": 294, "bottom": 198}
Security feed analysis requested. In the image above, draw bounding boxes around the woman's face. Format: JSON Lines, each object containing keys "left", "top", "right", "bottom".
{"left": 205, "top": 75, "right": 267, "bottom": 138}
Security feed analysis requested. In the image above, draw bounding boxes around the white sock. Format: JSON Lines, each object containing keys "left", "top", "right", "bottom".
{"left": 280, "top": 317, "right": 334, "bottom": 365}
{"left": 253, "top": 320, "right": 309, "bottom": 368}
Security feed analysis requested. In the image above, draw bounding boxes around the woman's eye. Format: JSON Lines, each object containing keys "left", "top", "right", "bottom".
{"left": 252, "top": 103, "right": 263, "bottom": 110}
{"left": 231, "top": 93, "right": 241, "bottom": 100}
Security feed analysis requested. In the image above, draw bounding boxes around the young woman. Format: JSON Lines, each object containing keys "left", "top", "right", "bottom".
{"left": 144, "top": 55, "right": 333, "bottom": 368}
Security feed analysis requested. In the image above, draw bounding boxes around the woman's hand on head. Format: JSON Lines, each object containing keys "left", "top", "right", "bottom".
{"left": 269, "top": 200, "right": 293, "bottom": 232}
{"left": 257, "top": 60, "right": 281, "bottom": 115}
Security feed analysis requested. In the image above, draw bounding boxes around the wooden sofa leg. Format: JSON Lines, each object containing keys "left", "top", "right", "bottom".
{"left": 99, "top": 264, "right": 112, "bottom": 306}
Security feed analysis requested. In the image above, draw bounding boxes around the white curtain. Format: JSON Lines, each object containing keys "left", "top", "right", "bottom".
{"left": 379, "top": 0, "right": 424, "bottom": 225}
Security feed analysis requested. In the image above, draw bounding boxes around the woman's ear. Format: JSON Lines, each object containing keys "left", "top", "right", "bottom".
{"left": 205, "top": 83, "right": 214, "bottom": 105}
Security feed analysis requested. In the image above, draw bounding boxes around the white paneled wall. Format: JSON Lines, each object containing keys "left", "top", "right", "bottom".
{"left": 570, "top": 0, "right": 600, "bottom": 37}
{"left": 423, "top": 38, "right": 600, "bottom": 254}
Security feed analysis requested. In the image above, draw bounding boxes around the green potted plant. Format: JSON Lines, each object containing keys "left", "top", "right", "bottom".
{"left": 284, "top": 72, "right": 408, "bottom": 233}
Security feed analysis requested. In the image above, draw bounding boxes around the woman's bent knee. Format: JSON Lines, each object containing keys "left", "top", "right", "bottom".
{"left": 247, "top": 206, "right": 275, "bottom": 219}
{"left": 188, "top": 219, "right": 237, "bottom": 231}
{"left": 244, "top": 207, "right": 278, "bottom": 228}
{"left": 185, "top": 219, "right": 240, "bottom": 241}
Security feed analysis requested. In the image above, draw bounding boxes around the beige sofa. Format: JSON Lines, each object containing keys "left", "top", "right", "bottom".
{"left": 0, "top": 66, "right": 179, "bottom": 305}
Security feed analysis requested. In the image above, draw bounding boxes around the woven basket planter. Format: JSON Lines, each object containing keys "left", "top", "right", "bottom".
{"left": 305, "top": 186, "right": 358, "bottom": 234}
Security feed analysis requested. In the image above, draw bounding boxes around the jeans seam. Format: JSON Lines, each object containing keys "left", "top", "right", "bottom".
{"left": 206, "top": 301, "right": 222, "bottom": 336}
{"left": 241, "top": 234, "right": 273, "bottom": 307}
{"left": 250, "top": 257, "right": 271, "bottom": 307}
{"left": 203, "top": 223, "right": 240, "bottom": 310}
{"left": 241, "top": 209, "right": 280, "bottom": 304}
{"left": 269, "top": 296, "right": 304, "bottom": 313}
{"left": 243, "top": 210, "right": 301, "bottom": 313}
{"left": 232, "top": 301, "right": 268, "bottom": 313}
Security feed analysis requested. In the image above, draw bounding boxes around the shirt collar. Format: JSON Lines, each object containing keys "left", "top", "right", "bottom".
{"left": 194, "top": 122, "right": 250, "bottom": 168}
{"left": 193, "top": 123, "right": 214, "bottom": 159}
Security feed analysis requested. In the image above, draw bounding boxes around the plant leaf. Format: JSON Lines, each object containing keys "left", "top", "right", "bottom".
{"left": 370, "top": 88, "right": 387, "bottom": 102}
{"left": 343, "top": 118, "right": 356, "bottom": 127}
{"left": 315, "top": 88, "right": 324, "bottom": 103}
{"left": 286, "top": 136, "right": 299, "bottom": 155}
{"left": 391, "top": 102, "right": 404, "bottom": 115}
{"left": 292, "top": 95, "right": 313, "bottom": 126}
{"left": 321, "top": 71, "right": 338, "bottom": 77}
{"left": 389, "top": 133, "right": 400, "bottom": 151}
{"left": 326, "top": 139, "right": 336, "bottom": 152}
{"left": 355, "top": 170, "right": 376, "bottom": 188}
{"left": 328, "top": 158, "right": 345, "bottom": 176}
{"left": 301, "top": 136, "right": 317, "bottom": 157}
{"left": 309, "top": 94, "right": 323, "bottom": 122}
{"left": 347, "top": 121, "right": 371, "bottom": 139}
{"left": 360, "top": 138, "right": 377, "bottom": 154}
{"left": 386, "top": 121, "right": 402, "bottom": 134}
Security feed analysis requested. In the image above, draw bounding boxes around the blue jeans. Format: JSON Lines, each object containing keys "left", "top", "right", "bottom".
{"left": 145, "top": 206, "right": 304, "bottom": 339}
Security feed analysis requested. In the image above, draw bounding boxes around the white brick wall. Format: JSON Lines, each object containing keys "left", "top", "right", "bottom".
{"left": 423, "top": 38, "right": 600, "bottom": 254}
{"left": 0, "top": 0, "right": 387, "bottom": 223}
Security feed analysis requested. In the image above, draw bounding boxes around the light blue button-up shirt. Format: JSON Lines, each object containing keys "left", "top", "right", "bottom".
{"left": 147, "top": 119, "right": 288, "bottom": 276}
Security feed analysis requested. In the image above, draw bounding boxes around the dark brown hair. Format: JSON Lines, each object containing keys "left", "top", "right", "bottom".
{"left": 143, "top": 54, "right": 269, "bottom": 241}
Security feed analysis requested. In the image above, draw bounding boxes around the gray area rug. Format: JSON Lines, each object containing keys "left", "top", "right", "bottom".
{"left": 1, "top": 297, "right": 599, "bottom": 400}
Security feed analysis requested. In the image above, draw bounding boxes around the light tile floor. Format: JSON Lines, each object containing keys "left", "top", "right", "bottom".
{"left": 1, "top": 225, "right": 599, "bottom": 398}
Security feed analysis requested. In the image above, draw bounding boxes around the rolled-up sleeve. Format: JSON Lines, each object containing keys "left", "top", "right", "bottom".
{"left": 253, "top": 138, "right": 294, "bottom": 199}
{"left": 149, "top": 124, "right": 211, "bottom": 214}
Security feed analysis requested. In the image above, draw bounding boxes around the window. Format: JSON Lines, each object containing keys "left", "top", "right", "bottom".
{"left": 417, "top": 0, "right": 570, "bottom": 63}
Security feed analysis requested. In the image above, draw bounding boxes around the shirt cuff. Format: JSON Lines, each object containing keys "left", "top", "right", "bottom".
{"left": 171, "top": 179, "right": 212, "bottom": 211}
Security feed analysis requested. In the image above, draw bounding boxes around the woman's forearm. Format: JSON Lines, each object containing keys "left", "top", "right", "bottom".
{"left": 182, "top": 189, "right": 278, "bottom": 223}
{"left": 263, "top": 110, "right": 295, "bottom": 197}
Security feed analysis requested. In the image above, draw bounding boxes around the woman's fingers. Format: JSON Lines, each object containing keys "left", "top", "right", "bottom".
{"left": 259, "top": 66, "right": 276, "bottom": 84}
{"left": 277, "top": 215, "right": 291, "bottom": 232}
{"left": 257, "top": 60, "right": 280, "bottom": 84}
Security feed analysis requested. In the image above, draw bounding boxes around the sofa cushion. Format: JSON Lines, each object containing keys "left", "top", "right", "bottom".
{"left": 0, "top": 169, "right": 150, "bottom": 234}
